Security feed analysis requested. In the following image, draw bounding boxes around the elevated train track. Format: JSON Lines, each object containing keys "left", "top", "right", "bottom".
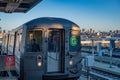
{"left": 81, "top": 52, "right": 120, "bottom": 80}
{"left": 92, "top": 66, "right": 120, "bottom": 79}
{"left": 82, "top": 71, "right": 118, "bottom": 80}
{"left": 81, "top": 61, "right": 120, "bottom": 80}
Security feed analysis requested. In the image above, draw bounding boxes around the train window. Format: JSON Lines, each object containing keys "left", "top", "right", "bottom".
{"left": 48, "top": 30, "right": 61, "bottom": 53}
{"left": 5, "top": 35, "right": 9, "bottom": 51}
{"left": 26, "top": 30, "right": 42, "bottom": 52}
{"left": 2, "top": 36, "right": 5, "bottom": 46}
{"left": 15, "top": 32, "right": 22, "bottom": 52}
{"left": 8, "top": 34, "right": 15, "bottom": 55}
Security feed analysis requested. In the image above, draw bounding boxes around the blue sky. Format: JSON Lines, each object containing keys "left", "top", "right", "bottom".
{"left": 0, "top": 0, "right": 120, "bottom": 32}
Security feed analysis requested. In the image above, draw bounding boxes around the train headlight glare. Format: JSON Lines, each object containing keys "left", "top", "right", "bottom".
{"left": 37, "top": 62, "right": 42, "bottom": 67}
{"left": 69, "top": 60, "right": 73, "bottom": 65}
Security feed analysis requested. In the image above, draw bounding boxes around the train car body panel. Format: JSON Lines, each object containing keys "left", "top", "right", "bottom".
{"left": 2, "top": 17, "right": 82, "bottom": 80}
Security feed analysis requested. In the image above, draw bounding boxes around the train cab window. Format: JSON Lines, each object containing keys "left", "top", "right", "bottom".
{"left": 26, "top": 30, "right": 42, "bottom": 52}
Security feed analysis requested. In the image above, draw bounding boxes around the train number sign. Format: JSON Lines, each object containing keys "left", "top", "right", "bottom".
{"left": 70, "top": 36, "right": 78, "bottom": 46}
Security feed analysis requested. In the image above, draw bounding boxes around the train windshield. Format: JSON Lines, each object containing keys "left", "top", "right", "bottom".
{"left": 26, "top": 30, "right": 42, "bottom": 52}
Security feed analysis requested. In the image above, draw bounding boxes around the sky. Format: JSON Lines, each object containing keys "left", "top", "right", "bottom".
{"left": 0, "top": 0, "right": 120, "bottom": 32}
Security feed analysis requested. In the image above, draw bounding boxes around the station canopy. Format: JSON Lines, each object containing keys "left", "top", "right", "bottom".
{"left": 0, "top": 0, "right": 42, "bottom": 13}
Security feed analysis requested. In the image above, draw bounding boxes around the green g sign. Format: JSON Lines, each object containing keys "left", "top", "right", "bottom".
{"left": 70, "top": 36, "right": 78, "bottom": 46}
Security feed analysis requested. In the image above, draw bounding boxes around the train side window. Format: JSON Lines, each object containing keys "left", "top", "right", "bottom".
{"left": 5, "top": 35, "right": 9, "bottom": 51}
{"left": 8, "top": 33, "right": 15, "bottom": 55}
{"left": 15, "top": 33, "right": 22, "bottom": 51}
{"left": 26, "top": 30, "right": 42, "bottom": 52}
{"left": 19, "top": 33, "right": 22, "bottom": 51}
{"left": 2, "top": 36, "right": 5, "bottom": 47}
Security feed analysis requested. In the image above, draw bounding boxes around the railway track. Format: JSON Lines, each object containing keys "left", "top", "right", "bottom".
{"left": 91, "top": 67, "right": 120, "bottom": 80}
{"left": 81, "top": 52, "right": 120, "bottom": 80}
{"left": 81, "top": 67, "right": 120, "bottom": 80}
{"left": 94, "top": 56, "right": 120, "bottom": 68}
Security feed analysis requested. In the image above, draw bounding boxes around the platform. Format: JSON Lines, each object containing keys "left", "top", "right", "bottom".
{"left": 0, "top": 0, "right": 42, "bottom": 13}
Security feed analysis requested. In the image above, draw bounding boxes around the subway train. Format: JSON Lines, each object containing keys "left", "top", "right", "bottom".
{"left": 2, "top": 17, "right": 82, "bottom": 80}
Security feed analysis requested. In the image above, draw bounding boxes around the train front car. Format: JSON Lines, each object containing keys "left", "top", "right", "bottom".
{"left": 19, "top": 17, "right": 82, "bottom": 80}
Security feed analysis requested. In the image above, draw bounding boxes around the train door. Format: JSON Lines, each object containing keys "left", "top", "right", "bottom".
{"left": 24, "top": 29, "right": 45, "bottom": 80}
{"left": 47, "top": 29, "right": 64, "bottom": 72}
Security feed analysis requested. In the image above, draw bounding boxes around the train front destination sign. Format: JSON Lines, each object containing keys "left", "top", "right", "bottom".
{"left": 70, "top": 36, "right": 78, "bottom": 46}
{"left": 0, "top": 0, "right": 42, "bottom": 13}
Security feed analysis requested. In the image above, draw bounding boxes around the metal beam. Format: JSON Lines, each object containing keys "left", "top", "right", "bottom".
{"left": 0, "top": 0, "right": 43, "bottom": 13}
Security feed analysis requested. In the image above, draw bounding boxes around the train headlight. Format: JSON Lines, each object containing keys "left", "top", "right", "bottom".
{"left": 69, "top": 55, "right": 73, "bottom": 65}
{"left": 37, "top": 55, "right": 42, "bottom": 67}
{"left": 69, "top": 60, "right": 73, "bottom": 65}
{"left": 37, "top": 62, "right": 42, "bottom": 67}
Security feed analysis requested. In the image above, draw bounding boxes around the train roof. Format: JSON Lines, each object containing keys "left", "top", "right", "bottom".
{"left": 25, "top": 17, "right": 80, "bottom": 29}
{"left": 11, "top": 17, "right": 80, "bottom": 32}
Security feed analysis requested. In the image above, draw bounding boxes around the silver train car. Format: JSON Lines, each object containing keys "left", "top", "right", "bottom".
{"left": 2, "top": 17, "right": 82, "bottom": 80}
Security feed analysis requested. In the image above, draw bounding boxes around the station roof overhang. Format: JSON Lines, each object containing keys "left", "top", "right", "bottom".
{"left": 0, "top": 0, "right": 42, "bottom": 13}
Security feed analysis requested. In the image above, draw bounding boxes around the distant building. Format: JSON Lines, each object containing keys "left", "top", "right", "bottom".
{"left": 0, "top": 27, "right": 1, "bottom": 33}
{"left": 118, "top": 30, "right": 120, "bottom": 34}
{"left": 3, "top": 30, "right": 6, "bottom": 33}
{"left": 82, "top": 28, "right": 85, "bottom": 33}
{"left": 90, "top": 28, "right": 92, "bottom": 33}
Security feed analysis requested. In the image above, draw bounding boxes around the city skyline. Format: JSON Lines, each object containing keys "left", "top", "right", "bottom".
{"left": 81, "top": 28, "right": 120, "bottom": 33}
{"left": 0, "top": 0, "right": 120, "bottom": 32}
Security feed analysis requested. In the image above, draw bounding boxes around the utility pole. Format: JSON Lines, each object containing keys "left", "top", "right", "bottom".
{"left": 109, "top": 48, "right": 113, "bottom": 68}
{"left": 109, "top": 39, "right": 115, "bottom": 68}
{"left": 0, "top": 19, "right": 1, "bottom": 33}
{"left": 87, "top": 67, "right": 91, "bottom": 80}
{"left": 91, "top": 39, "right": 94, "bottom": 56}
